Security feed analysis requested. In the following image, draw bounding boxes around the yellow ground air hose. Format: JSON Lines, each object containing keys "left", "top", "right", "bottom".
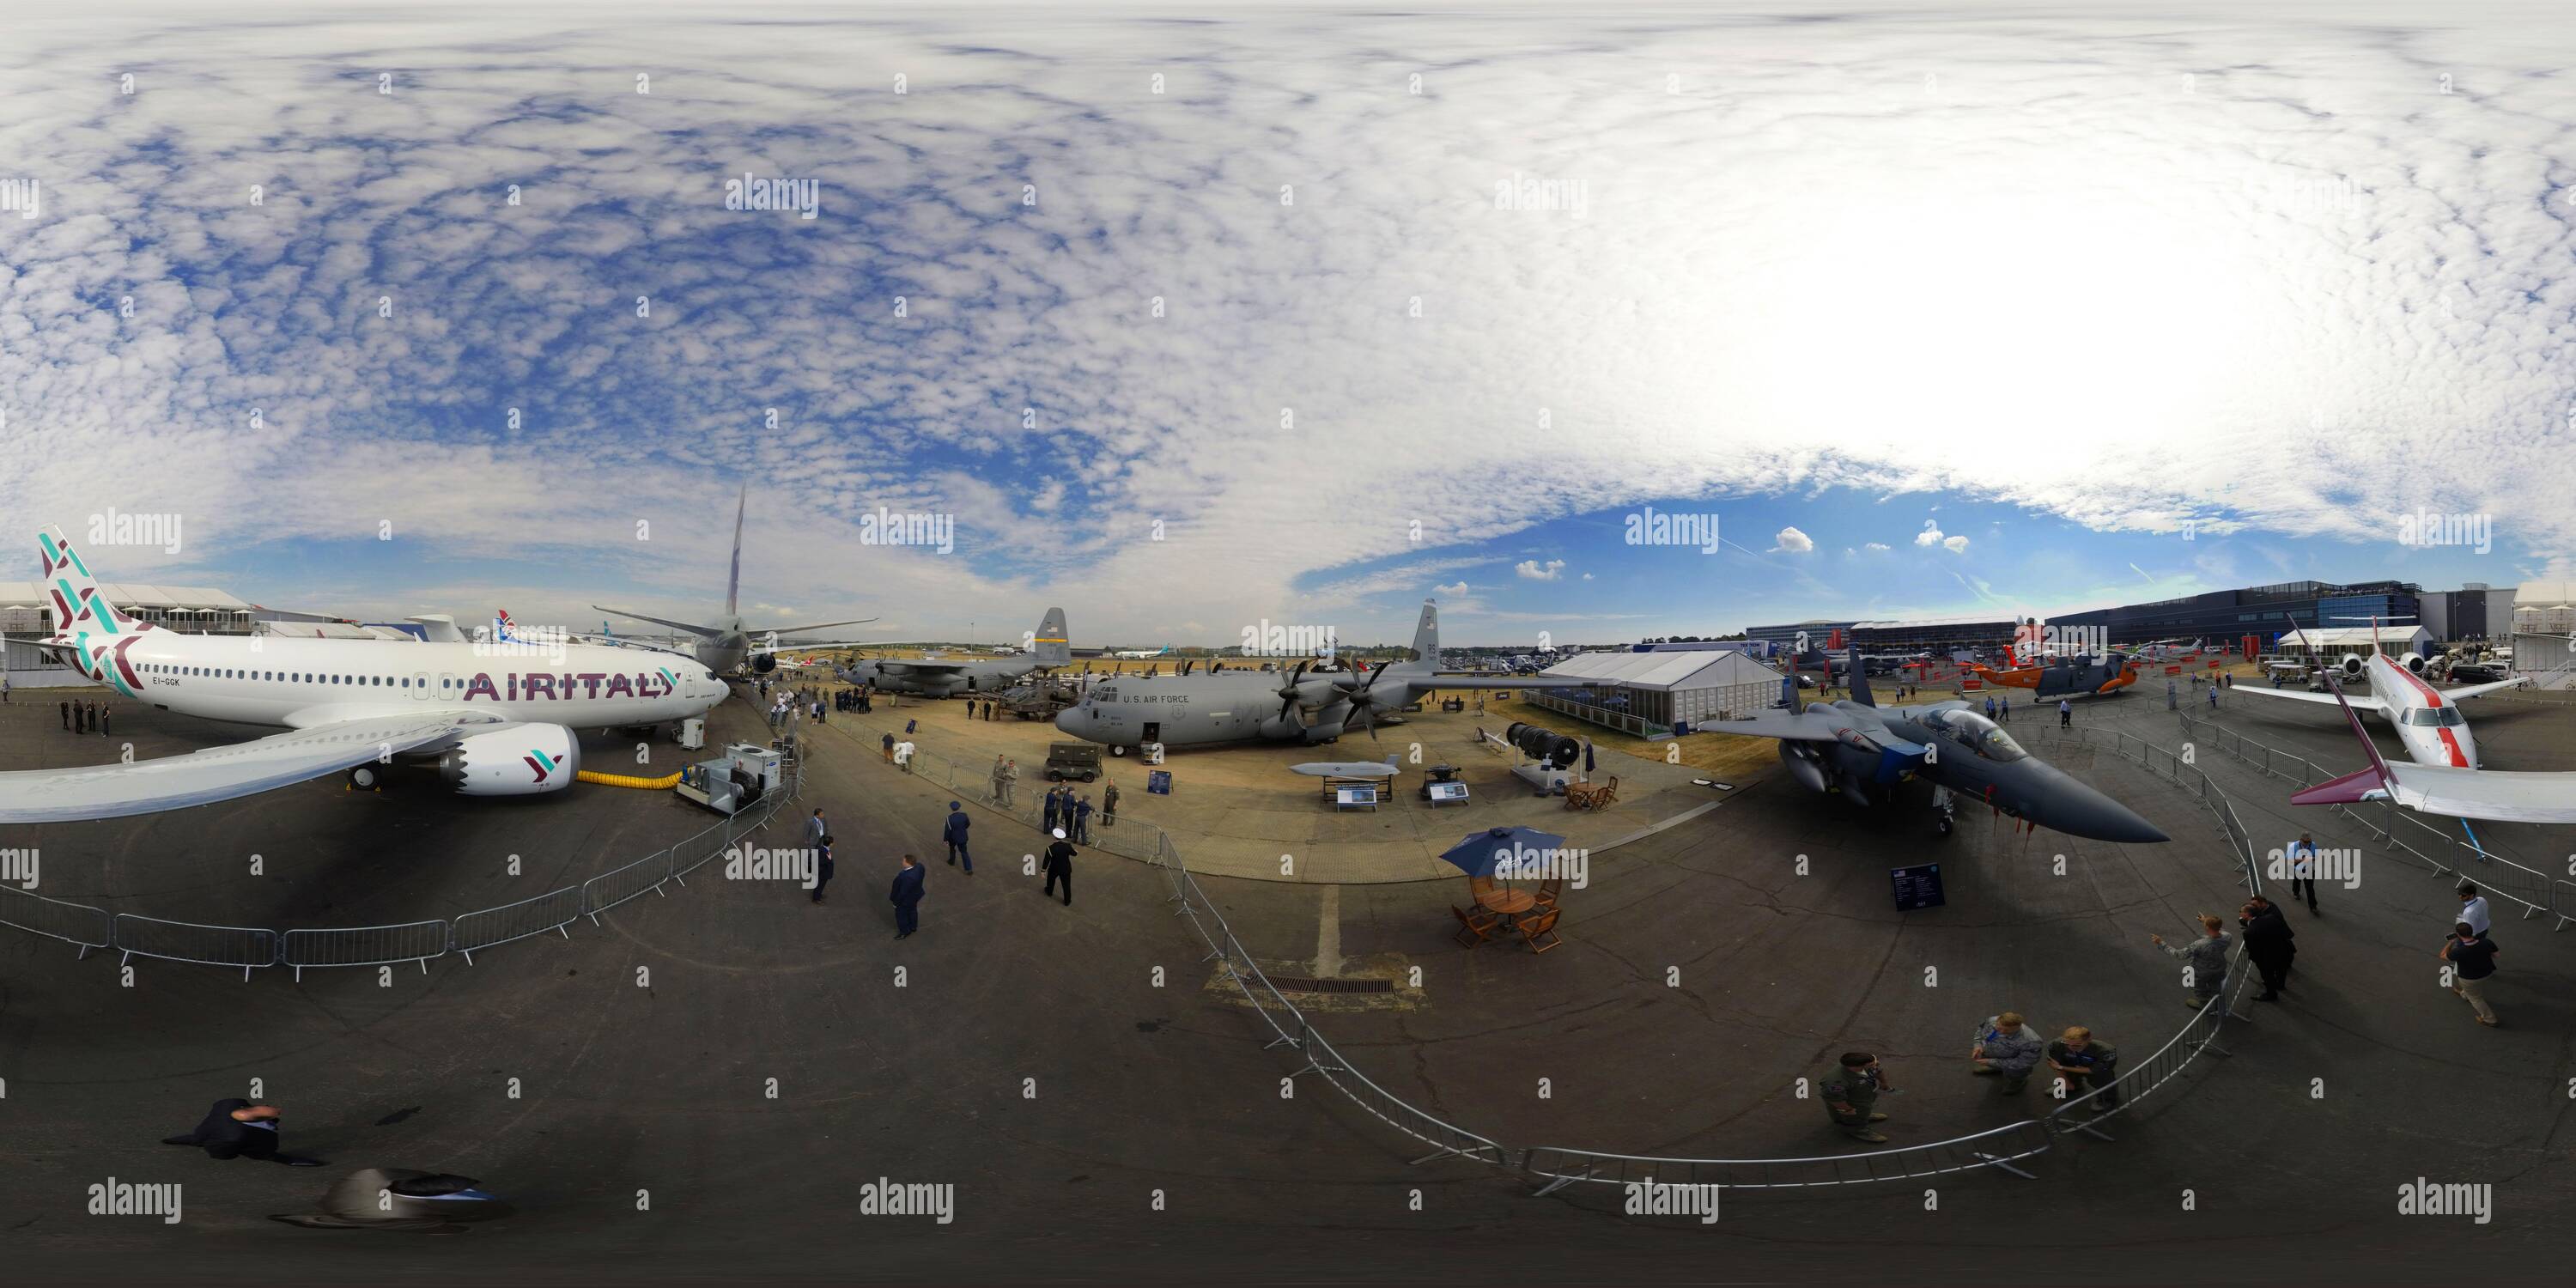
{"left": 578, "top": 769, "right": 683, "bottom": 789}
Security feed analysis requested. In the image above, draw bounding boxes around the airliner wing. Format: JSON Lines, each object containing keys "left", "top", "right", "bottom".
{"left": 747, "top": 636, "right": 880, "bottom": 657}
{"left": 0, "top": 713, "right": 501, "bottom": 824}
{"left": 2228, "top": 685, "right": 2389, "bottom": 712}
{"left": 2437, "top": 677, "right": 2531, "bottom": 702}
{"left": 2295, "top": 762, "right": 2576, "bottom": 824}
{"left": 863, "top": 661, "right": 963, "bottom": 674}
{"left": 751, "top": 618, "right": 879, "bottom": 636}
{"left": 593, "top": 606, "right": 722, "bottom": 638}
{"left": 2287, "top": 668, "right": 2576, "bottom": 823}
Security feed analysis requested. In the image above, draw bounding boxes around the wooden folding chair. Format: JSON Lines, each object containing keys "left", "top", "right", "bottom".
{"left": 1453, "top": 904, "right": 1500, "bottom": 948}
{"left": 1518, "top": 907, "right": 1563, "bottom": 953}
{"left": 1534, "top": 876, "right": 1565, "bottom": 908}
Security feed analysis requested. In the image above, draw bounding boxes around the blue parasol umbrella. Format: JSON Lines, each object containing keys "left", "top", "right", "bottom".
{"left": 1438, "top": 825, "right": 1568, "bottom": 880}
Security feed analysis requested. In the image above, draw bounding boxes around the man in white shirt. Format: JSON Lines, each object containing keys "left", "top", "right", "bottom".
{"left": 2457, "top": 882, "right": 2492, "bottom": 937}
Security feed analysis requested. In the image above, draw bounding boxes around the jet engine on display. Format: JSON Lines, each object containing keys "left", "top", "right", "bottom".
{"left": 435, "top": 725, "right": 581, "bottom": 797}
{"left": 1504, "top": 721, "right": 1583, "bottom": 769}
{"left": 2337, "top": 653, "right": 2366, "bottom": 677}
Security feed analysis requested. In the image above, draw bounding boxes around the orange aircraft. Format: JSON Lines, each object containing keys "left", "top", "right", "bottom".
{"left": 1959, "top": 653, "right": 2141, "bottom": 698}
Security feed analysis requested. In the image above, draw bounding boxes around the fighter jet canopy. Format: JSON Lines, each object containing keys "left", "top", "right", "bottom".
{"left": 1919, "top": 708, "right": 2029, "bottom": 762}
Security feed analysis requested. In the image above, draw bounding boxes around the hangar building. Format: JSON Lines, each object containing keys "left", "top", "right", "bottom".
{"left": 1522, "top": 649, "right": 1784, "bottom": 738}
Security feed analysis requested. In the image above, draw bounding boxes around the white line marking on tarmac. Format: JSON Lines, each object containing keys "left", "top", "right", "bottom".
{"left": 1315, "top": 882, "right": 1342, "bottom": 979}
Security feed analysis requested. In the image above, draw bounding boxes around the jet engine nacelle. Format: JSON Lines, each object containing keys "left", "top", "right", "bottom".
{"left": 2400, "top": 652, "right": 2427, "bottom": 675}
{"left": 751, "top": 653, "right": 778, "bottom": 674}
{"left": 1778, "top": 741, "right": 1830, "bottom": 793}
{"left": 1504, "top": 721, "right": 1582, "bottom": 769}
{"left": 2337, "top": 653, "right": 2365, "bottom": 677}
{"left": 438, "top": 724, "right": 580, "bottom": 797}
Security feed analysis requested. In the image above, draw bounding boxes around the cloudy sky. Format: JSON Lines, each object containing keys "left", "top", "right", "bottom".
{"left": 1, "top": 1, "right": 2569, "bottom": 647}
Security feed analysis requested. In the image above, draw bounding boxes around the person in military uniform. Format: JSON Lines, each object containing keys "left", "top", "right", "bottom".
{"left": 1822, "top": 1051, "right": 1898, "bottom": 1143}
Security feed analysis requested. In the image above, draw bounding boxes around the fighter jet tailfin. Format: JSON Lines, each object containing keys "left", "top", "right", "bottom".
{"left": 1030, "top": 607, "right": 1071, "bottom": 667}
{"left": 1845, "top": 644, "right": 1877, "bottom": 708}
{"left": 725, "top": 483, "right": 746, "bottom": 618}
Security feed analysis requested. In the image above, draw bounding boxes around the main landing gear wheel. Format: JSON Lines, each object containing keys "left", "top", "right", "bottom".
{"left": 1109, "top": 745, "right": 1127, "bottom": 757}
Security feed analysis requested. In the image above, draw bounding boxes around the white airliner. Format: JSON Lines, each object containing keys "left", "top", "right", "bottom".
{"left": 0, "top": 526, "right": 727, "bottom": 824}
{"left": 2291, "top": 662, "right": 2576, "bottom": 825}
{"left": 593, "top": 486, "right": 878, "bottom": 675}
{"left": 2231, "top": 647, "right": 2527, "bottom": 769}
{"left": 1111, "top": 644, "right": 1170, "bottom": 660}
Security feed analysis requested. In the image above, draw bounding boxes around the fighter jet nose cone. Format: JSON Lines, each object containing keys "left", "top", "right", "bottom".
{"left": 2058, "top": 779, "right": 2168, "bottom": 843}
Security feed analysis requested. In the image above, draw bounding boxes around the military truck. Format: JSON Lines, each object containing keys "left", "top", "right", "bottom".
{"left": 1044, "top": 742, "right": 1103, "bottom": 782}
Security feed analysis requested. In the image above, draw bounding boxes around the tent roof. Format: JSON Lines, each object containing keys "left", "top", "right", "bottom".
{"left": 1539, "top": 649, "right": 1783, "bottom": 691}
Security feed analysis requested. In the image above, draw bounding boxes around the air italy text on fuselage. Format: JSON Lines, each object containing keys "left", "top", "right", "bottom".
{"left": 453, "top": 671, "right": 682, "bottom": 702}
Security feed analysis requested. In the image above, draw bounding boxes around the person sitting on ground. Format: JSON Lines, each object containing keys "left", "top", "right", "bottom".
{"left": 1968, "top": 1011, "right": 2043, "bottom": 1093}
{"left": 2044, "top": 1026, "right": 2119, "bottom": 1109}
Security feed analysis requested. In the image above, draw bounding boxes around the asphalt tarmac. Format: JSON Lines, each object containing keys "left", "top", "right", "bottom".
{"left": 0, "top": 682, "right": 2567, "bottom": 1284}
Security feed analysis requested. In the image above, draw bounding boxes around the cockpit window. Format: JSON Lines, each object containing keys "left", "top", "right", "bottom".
{"left": 1925, "top": 709, "right": 2029, "bottom": 762}
{"left": 1094, "top": 687, "right": 1117, "bottom": 703}
{"left": 2405, "top": 708, "right": 2464, "bottom": 727}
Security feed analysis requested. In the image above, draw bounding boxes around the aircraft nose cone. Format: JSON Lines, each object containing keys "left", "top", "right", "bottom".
{"left": 2016, "top": 763, "right": 2168, "bottom": 843}
{"left": 2048, "top": 775, "right": 2169, "bottom": 843}
{"left": 1053, "top": 708, "right": 1079, "bottom": 735}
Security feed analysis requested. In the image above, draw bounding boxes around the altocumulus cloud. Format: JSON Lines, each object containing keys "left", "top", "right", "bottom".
{"left": 0, "top": 0, "right": 2571, "bottom": 641}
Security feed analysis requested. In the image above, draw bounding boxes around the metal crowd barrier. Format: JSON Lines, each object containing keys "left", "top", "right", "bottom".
{"left": 1522, "top": 1120, "right": 2058, "bottom": 1194}
{"left": 0, "top": 756, "right": 804, "bottom": 978}
{"left": 2045, "top": 952, "right": 2253, "bottom": 1141}
{"left": 583, "top": 848, "right": 676, "bottom": 922}
{"left": 2178, "top": 711, "right": 2573, "bottom": 930}
{"left": 0, "top": 884, "right": 113, "bottom": 954}
{"left": 453, "top": 886, "right": 584, "bottom": 961}
{"left": 281, "top": 920, "right": 451, "bottom": 980}
{"left": 1146, "top": 829, "right": 1511, "bottom": 1167}
{"left": 112, "top": 914, "right": 279, "bottom": 981}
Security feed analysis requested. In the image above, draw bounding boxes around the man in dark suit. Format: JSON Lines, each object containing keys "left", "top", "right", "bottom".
{"left": 1042, "top": 787, "right": 1062, "bottom": 835}
{"left": 161, "top": 1098, "right": 323, "bottom": 1165}
{"left": 890, "top": 853, "right": 926, "bottom": 939}
{"left": 811, "top": 835, "right": 835, "bottom": 904}
{"left": 941, "top": 802, "right": 973, "bottom": 873}
{"left": 1042, "top": 829, "right": 1075, "bottom": 907}
{"left": 2239, "top": 894, "right": 2296, "bottom": 1001}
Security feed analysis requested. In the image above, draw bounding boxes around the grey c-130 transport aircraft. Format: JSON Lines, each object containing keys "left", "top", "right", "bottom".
{"left": 835, "top": 608, "right": 1075, "bottom": 696}
{"left": 1052, "top": 600, "right": 1599, "bottom": 753}
{"left": 1709, "top": 648, "right": 2169, "bottom": 843}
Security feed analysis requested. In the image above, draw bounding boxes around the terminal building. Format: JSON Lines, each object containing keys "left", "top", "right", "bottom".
{"left": 1, "top": 580, "right": 261, "bottom": 689}
{"left": 2049, "top": 580, "right": 2421, "bottom": 647}
{"left": 0, "top": 582, "right": 387, "bottom": 688}
{"left": 1521, "top": 649, "right": 1784, "bottom": 738}
{"left": 1742, "top": 619, "right": 1855, "bottom": 653}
